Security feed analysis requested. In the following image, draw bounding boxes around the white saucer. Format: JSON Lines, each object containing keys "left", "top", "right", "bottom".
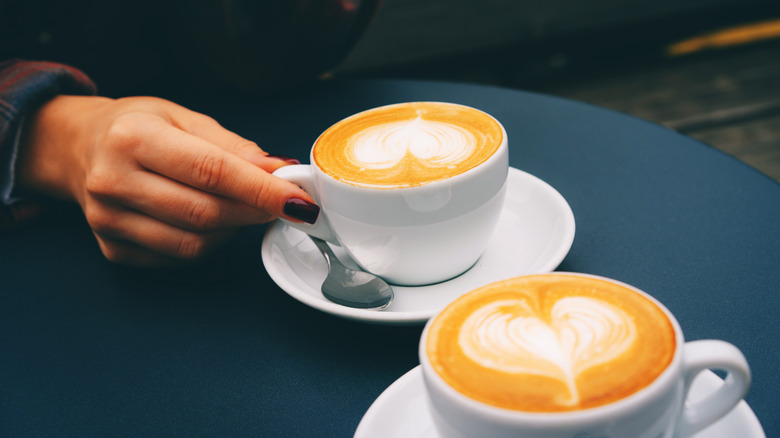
{"left": 261, "top": 167, "right": 576, "bottom": 325}
{"left": 354, "top": 367, "right": 765, "bottom": 438}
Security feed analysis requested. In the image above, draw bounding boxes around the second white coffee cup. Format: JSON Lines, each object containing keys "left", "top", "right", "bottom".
{"left": 419, "top": 273, "right": 751, "bottom": 437}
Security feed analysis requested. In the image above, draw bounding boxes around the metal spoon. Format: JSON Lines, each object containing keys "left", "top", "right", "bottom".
{"left": 309, "top": 237, "right": 394, "bottom": 310}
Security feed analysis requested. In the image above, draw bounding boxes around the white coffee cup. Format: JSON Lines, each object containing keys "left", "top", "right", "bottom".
{"left": 419, "top": 273, "right": 751, "bottom": 438}
{"left": 273, "top": 102, "right": 509, "bottom": 286}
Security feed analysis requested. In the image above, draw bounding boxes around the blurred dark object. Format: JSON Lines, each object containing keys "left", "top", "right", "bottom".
{"left": 337, "top": 0, "right": 780, "bottom": 84}
{"left": 0, "top": 0, "right": 380, "bottom": 98}
{"left": 166, "top": 0, "right": 379, "bottom": 96}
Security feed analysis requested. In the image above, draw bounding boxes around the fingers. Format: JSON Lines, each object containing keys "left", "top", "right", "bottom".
{"left": 90, "top": 169, "right": 277, "bottom": 230}
{"left": 173, "top": 108, "right": 300, "bottom": 173}
{"left": 85, "top": 202, "right": 239, "bottom": 262}
{"left": 180, "top": 112, "right": 269, "bottom": 166}
{"left": 75, "top": 97, "right": 317, "bottom": 266}
{"left": 133, "top": 119, "right": 313, "bottom": 221}
{"left": 94, "top": 238, "right": 184, "bottom": 267}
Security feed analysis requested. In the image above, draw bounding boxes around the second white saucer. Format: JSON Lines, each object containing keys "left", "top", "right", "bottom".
{"left": 261, "top": 167, "right": 576, "bottom": 325}
{"left": 354, "top": 367, "right": 765, "bottom": 438}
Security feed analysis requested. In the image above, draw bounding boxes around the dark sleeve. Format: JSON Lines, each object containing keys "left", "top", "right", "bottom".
{"left": 0, "top": 59, "right": 97, "bottom": 229}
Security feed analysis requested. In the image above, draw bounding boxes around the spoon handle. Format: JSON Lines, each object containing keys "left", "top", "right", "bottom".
{"left": 310, "top": 237, "right": 338, "bottom": 269}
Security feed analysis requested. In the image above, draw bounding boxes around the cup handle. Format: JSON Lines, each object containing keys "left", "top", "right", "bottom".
{"left": 676, "top": 340, "right": 751, "bottom": 437}
{"left": 272, "top": 164, "right": 339, "bottom": 244}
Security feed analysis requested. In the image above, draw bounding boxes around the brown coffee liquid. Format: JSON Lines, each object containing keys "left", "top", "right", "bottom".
{"left": 426, "top": 274, "right": 676, "bottom": 412}
{"left": 313, "top": 102, "right": 503, "bottom": 188}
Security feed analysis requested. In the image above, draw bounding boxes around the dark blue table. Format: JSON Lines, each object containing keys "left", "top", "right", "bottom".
{"left": 2, "top": 79, "right": 778, "bottom": 437}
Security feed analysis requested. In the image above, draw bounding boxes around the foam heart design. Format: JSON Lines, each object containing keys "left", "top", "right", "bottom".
{"left": 347, "top": 116, "right": 477, "bottom": 169}
{"left": 459, "top": 297, "right": 637, "bottom": 405}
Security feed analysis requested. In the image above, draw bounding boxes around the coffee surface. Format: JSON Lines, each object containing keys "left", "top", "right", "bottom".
{"left": 313, "top": 102, "right": 502, "bottom": 188}
{"left": 426, "top": 274, "right": 676, "bottom": 412}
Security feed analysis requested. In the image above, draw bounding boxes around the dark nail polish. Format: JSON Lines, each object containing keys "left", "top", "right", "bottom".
{"left": 283, "top": 198, "right": 320, "bottom": 224}
{"left": 266, "top": 154, "right": 301, "bottom": 165}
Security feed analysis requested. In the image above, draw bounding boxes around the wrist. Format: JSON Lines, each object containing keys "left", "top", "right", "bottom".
{"left": 0, "top": 60, "right": 97, "bottom": 228}
{"left": 17, "top": 95, "right": 114, "bottom": 203}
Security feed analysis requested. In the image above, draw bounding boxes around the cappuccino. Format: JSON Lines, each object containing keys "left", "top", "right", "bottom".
{"left": 273, "top": 102, "right": 508, "bottom": 285}
{"left": 425, "top": 274, "right": 676, "bottom": 412}
{"left": 313, "top": 102, "right": 503, "bottom": 188}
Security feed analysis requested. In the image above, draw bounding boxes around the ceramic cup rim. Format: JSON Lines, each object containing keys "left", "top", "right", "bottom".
{"left": 308, "top": 101, "right": 508, "bottom": 194}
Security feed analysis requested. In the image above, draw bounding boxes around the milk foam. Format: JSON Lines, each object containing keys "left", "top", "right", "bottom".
{"left": 314, "top": 102, "right": 502, "bottom": 188}
{"left": 347, "top": 115, "right": 477, "bottom": 170}
{"left": 458, "top": 297, "right": 637, "bottom": 405}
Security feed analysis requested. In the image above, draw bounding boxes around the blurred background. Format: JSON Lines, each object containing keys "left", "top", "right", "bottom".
{"left": 2, "top": 0, "right": 779, "bottom": 182}
{"left": 334, "top": 0, "right": 780, "bottom": 183}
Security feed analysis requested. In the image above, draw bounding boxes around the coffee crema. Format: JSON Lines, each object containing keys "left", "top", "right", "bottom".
{"left": 426, "top": 274, "right": 676, "bottom": 413}
{"left": 313, "top": 102, "right": 503, "bottom": 188}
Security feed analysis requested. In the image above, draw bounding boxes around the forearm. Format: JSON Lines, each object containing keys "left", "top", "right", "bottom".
{"left": 0, "top": 59, "right": 97, "bottom": 227}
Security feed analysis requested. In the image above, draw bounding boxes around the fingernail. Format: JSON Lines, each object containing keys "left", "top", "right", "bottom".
{"left": 266, "top": 154, "right": 301, "bottom": 165}
{"left": 283, "top": 198, "right": 320, "bottom": 224}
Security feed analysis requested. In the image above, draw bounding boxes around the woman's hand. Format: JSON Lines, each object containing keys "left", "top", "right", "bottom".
{"left": 17, "top": 95, "right": 317, "bottom": 266}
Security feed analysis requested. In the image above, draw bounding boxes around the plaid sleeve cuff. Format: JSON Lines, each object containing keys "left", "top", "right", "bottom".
{"left": 0, "top": 59, "right": 97, "bottom": 229}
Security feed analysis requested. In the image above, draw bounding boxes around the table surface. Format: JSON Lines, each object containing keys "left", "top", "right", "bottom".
{"left": 2, "top": 79, "right": 778, "bottom": 437}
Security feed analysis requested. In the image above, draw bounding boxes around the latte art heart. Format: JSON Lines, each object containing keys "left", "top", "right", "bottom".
{"left": 459, "top": 297, "right": 637, "bottom": 406}
{"left": 348, "top": 116, "right": 477, "bottom": 170}
{"left": 313, "top": 102, "right": 503, "bottom": 188}
{"left": 426, "top": 275, "right": 676, "bottom": 412}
